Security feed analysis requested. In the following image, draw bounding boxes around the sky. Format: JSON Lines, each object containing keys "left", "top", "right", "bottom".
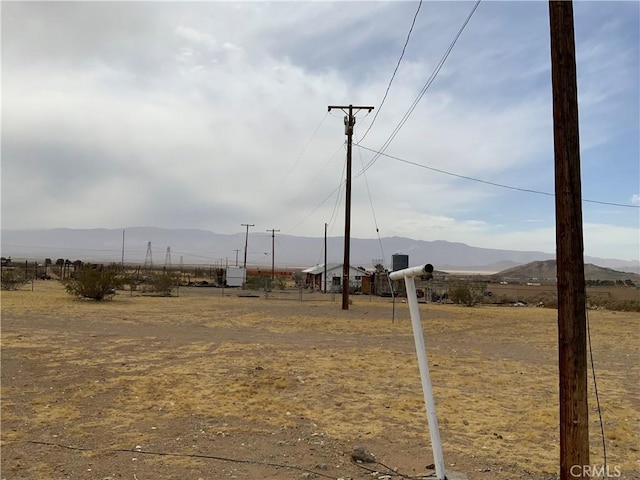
{"left": 2, "top": 0, "right": 639, "bottom": 261}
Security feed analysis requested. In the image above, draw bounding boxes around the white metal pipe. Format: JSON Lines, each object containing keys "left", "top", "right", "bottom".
{"left": 394, "top": 265, "right": 445, "bottom": 480}
{"left": 389, "top": 263, "right": 432, "bottom": 281}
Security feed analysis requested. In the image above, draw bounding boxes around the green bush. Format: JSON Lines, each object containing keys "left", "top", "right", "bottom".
{"left": 448, "top": 281, "right": 486, "bottom": 306}
{"left": 1, "top": 269, "right": 28, "bottom": 291}
{"left": 145, "top": 274, "right": 177, "bottom": 296}
{"left": 64, "top": 268, "right": 123, "bottom": 300}
{"left": 244, "top": 275, "right": 286, "bottom": 291}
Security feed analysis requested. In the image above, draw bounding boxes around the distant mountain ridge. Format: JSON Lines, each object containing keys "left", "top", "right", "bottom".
{"left": 1, "top": 227, "right": 638, "bottom": 274}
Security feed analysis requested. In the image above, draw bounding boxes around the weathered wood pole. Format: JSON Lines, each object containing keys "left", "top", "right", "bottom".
{"left": 549, "top": 1, "right": 590, "bottom": 478}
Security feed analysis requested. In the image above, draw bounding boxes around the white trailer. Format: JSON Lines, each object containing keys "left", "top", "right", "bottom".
{"left": 226, "top": 266, "right": 245, "bottom": 287}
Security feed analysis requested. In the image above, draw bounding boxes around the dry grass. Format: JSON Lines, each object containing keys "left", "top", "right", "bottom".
{"left": 2, "top": 281, "right": 639, "bottom": 478}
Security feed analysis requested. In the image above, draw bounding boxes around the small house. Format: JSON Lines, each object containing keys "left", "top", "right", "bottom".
{"left": 303, "top": 263, "right": 368, "bottom": 292}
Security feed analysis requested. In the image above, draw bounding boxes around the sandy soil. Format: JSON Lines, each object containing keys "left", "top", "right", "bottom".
{"left": 1, "top": 281, "right": 638, "bottom": 479}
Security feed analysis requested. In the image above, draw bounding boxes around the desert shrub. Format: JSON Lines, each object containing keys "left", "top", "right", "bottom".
{"left": 64, "top": 267, "right": 123, "bottom": 300}
{"left": 449, "top": 281, "right": 486, "bottom": 306}
{"left": 144, "top": 273, "right": 178, "bottom": 296}
{"left": 1, "top": 269, "right": 28, "bottom": 291}
{"left": 274, "top": 277, "right": 287, "bottom": 290}
{"left": 587, "top": 298, "right": 640, "bottom": 312}
{"left": 244, "top": 274, "right": 266, "bottom": 290}
{"left": 244, "top": 275, "right": 287, "bottom": 291}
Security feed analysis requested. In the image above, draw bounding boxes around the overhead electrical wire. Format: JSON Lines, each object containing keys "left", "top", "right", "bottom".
{"left": 359, "top": 0, "right": 424, "bottom": 143}
{"left": 285, "top": 174, "right": 346, "bottom": 234}
{"left": 354, "top": 132, "right": 382, "bottom": 234}
{"left": 355, "top": 144, "right": 640, "bottom": 209}
{"left": 265, "top": 111, "right": 330, "bottom": 204}
{"left": 357, "top": 0, "right": 482, "bottom": 178}
{"left": 354, "top": 132, "right": 397, "bottom": 317}
{"left": 285, "top": 142, "right": 345, "bottom": 208}
{"left": 326, "top": 158, "right": 347, "bottom": 231}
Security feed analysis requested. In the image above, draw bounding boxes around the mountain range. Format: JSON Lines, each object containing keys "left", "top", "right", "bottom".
{"left": 2, "top": 227, "right": 638, "bottom": 274}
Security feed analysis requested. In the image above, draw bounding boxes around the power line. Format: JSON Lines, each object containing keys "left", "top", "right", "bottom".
{"left": 354, "top": 132, "right": 396, "bottom": 316}
{"left": 359, "top": 0, "right": 423, "bottom": 143}
{"left": 265, "top": 112, "right": 330, "bottom": 204}
{"left": 355, "top": 144, "right": 640, "bottom": 209}
{"left": 326, "top": 158, "right": 347, "bottom": 230}
{"left": 286, "top": 172, "right": 345, "bottom": 234}
{"left": 354, "top": 132, "right": 381, "bottom": 234}
{"left": 285, "top": 142, "right": 346, "bottom": 207}
{"left": 358, "top": 0, "right": 482, "bottom": 178}
{"left": 285, "top": 145, "right": 348, "bottom": 234}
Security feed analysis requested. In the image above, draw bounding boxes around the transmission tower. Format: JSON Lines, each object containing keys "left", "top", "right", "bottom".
{"left": 165, "top": 247, "right": 172, "bottom": 268}
{"left": 144, "top": 241, "right": 153, "bottom": 271}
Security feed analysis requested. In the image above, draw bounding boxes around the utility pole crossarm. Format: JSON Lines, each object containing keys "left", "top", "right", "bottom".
{"left": 328, "top": 105, "right": 374, "bottom": 113}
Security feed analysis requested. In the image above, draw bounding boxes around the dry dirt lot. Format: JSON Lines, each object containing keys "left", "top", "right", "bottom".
{"left": 1, "top": 281, "right": 639, "bottom": 479}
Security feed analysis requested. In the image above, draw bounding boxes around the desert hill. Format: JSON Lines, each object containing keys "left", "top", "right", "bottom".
{"left": 494, "top": 260, "right": 640, "bottom": 283}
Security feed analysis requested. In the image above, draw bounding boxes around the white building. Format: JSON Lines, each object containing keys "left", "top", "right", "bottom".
{"left": 303, "top": 263, "right": 368, "bottom": 292}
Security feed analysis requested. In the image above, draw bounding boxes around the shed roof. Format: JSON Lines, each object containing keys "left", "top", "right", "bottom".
{"left": 303, "top": 263, "right": 368, "bottom": 275}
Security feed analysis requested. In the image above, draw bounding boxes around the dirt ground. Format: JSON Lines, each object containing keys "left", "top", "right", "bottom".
{"left": 2, "top": 281, "right": 639, "bottom": 480}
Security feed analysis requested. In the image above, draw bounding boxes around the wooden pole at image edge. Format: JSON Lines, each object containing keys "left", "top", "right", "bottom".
{"left": 549, "top": 1, "right": 590, "bottom": 477}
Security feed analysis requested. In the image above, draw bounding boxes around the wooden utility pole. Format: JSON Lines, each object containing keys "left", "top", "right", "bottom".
{"left": 328, "top": 104, "right": 374, "bottom": 310}
{"left": 121, "top": 229, "right": 125, "bottom": 272}
{"left": 234, "top": 249, "right": 241, "bottom": 267}
{"left": 324, "top": 222, "right": 328, "bottom": 293}
{"left": 241, "top": 223, "right": 254, "bottom": 269}
{"left": 549, "top": 2, "right": 590, "bottom": 478}
{"left": 267, "top": 228, "right": 280, "bottom": 282}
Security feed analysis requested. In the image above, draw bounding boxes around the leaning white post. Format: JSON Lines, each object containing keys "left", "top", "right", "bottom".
{"left": 389, "top": 264, "right": 445, "bottom": 480}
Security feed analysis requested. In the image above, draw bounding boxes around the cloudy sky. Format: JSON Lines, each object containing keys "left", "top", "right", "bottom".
{"left": 2, "top": 1, "right": 638, "bottom": 261}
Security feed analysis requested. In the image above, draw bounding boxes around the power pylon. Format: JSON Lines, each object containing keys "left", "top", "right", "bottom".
{"left": 165, "top": 247, "right": 172, "bottom": 268}
{"left": 144, "top": 241, "right": 153, "bottom": 271}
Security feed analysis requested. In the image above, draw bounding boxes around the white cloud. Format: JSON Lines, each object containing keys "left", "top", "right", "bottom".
{"left": 1, "top": 1, "right": 637, "bottom": 263}
{"left": 175, "top": 25, "right": 217, "bottom": 50}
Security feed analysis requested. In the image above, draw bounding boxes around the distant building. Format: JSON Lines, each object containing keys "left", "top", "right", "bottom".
{"left": 303, "top": 263, "right": 368, "bottom": 292}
